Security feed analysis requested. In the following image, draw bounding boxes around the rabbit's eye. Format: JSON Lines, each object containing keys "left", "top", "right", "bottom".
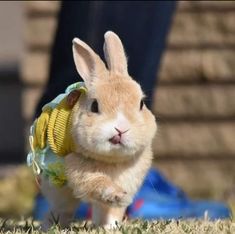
{"left": 91, "top": 99, "right": 99, "bottom": 113}
{"left": 140, "top": 99, "right": 144, "bottom": 110}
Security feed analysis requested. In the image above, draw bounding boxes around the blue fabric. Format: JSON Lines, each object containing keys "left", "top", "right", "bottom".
{"left": 33, "top": 168, "right": 231, "bottom": 220}
{"left": 126, "top": 169, "right": 231, "bottom": 220}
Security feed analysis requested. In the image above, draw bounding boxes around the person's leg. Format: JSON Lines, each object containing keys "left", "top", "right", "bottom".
{"left": 40, "top": 175, "right": 79, "bottom": 231}
{"left": 86, "top": 1, "right": 176, "bottom": 107}
{"left": 35, "top": 2, "right": 90, "bottom": 116}
{"left": 35, "top": 1, "right": 176, "bottom": 116}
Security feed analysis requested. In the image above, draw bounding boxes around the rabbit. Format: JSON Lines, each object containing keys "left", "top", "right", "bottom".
{"left": 40, "top": 31, "right": 157, "bottom": 230}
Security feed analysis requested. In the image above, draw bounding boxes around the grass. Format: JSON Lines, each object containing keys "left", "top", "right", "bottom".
{"left": 0, "top": 218, "right": 235, "bottom": 234}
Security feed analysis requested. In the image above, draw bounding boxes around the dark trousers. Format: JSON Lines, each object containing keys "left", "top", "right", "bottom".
{"left": 36, "top": 1, "right": 176, "bottom": 116}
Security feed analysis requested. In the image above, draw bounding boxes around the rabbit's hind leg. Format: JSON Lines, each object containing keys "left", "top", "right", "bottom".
{"left": 40, "top": 175, "right": 79, "bottom": 231}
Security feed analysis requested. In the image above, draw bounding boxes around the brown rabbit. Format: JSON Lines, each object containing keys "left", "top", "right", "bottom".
{"left": 40, "top": 31, "right": 157, "bottom": 230}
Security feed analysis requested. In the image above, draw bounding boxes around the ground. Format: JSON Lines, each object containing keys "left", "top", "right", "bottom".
{"left": 0, "top": 218, "right": 235, "bottom": 234}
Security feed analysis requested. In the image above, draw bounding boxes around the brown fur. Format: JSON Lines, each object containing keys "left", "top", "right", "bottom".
{"left": 41, "top": 31, "right": 157, "bottom": 230}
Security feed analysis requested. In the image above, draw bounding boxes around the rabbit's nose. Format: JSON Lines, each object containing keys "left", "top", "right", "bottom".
{"left": 109, "top": 128, "right": 129, "bottom": 144}
{"left": 109, "top": 134, "right": 122, "bottom": 145}
{"left": 115, "top": 127, "right": 129, "bottom": 135}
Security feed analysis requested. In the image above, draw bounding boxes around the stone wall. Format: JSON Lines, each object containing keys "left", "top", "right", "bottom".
{"left": 154, "top": 1, "right": 235, "bottom": 199}
{"left": 21, "top": 1, "right": 235, "bottom": 199}
{"left": 0, "top": 2, "right": 25, "bottom": 163}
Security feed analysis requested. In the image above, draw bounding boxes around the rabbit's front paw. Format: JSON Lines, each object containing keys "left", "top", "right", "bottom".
{"left": 100, "top": 186, "right": 132, "bottom": 207}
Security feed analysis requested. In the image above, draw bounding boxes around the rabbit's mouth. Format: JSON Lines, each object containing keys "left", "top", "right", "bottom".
{"left": 77, "top": 140, "right": 139, "bottom": 163}
{"left": 108, "top": 127, "right": 130, "bottom": 145}
{"left": 96, "top": 134, "right": 137, "bottom": 157}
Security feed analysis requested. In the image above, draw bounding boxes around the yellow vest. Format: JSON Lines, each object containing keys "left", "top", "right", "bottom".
{"left": 27, "top": 82, "right": 87, "bottom": 187}
{"left": 33, "top": 82, "right": 87, "bottom": 156}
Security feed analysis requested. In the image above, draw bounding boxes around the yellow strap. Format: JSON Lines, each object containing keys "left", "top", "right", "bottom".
{"left": 34, "top": 106, "right": 52, "bottom": 150}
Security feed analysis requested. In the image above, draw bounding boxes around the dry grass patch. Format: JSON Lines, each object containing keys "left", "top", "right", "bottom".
{"left": 0, "top": 218, "right": 234, "bottom": 234}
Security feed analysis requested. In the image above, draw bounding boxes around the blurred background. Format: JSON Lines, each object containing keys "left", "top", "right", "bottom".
{"left": 0, "top": 1, "right": 235, "bottom": 218}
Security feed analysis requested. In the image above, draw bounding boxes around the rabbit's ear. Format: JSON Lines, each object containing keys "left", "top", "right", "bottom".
{"left": 103, "top": 31, "right": 128, "bottom": 75}
{"left": 73, "top": 38, "right": 107, "bottom": 86}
